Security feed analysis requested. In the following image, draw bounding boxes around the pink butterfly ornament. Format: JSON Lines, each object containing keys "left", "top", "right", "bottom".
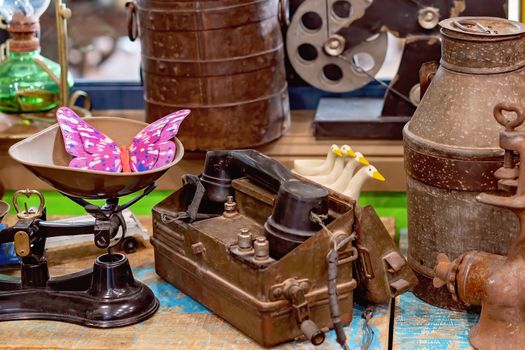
{"left": 56, "top": 107, "right": 189, "bottom": 173}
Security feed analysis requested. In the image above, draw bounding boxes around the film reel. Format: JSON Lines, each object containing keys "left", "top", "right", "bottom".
{"left": 286, "top": 0, "right": 388, "bottom": 93}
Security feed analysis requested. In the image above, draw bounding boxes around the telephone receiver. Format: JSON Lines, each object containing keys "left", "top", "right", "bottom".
{"left": 194, "top": 150, "right": 417, "bottom": 301}
{"left": 200, "top": 149, "right": 299, "bottom": 203}
{"left": 197, "top": 150, "right": 329, "bottom": 258}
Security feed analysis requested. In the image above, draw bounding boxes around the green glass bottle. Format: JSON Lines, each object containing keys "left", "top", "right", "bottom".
{"left": 0, "top": 11, "right": 72, "bottom": 113}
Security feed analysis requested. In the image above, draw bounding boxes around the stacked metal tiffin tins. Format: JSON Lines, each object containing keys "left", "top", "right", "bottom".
{"left": 128, "top": 0, "right": 290, "bottom": 150}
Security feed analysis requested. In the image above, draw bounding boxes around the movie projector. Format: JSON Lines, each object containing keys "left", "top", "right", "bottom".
{"left": 285, "top": 0, "right": 507, "bottom": 139}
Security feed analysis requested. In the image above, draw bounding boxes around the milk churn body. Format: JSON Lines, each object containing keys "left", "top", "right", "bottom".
{"left": 131, "top": 0, "right": 290, "bottom": 150}
{"left": 404, "top": 17, "right": 525, "bottom": 310}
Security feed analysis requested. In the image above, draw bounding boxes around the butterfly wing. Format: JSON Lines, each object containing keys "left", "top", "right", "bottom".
{"left": 130, "top": 109, "right": 189, "bottom": 172}
{"left": 56, "top": 107, "right": 123, "bottom": 172}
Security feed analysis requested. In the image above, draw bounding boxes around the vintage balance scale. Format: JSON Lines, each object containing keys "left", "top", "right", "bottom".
{"left": 0, "top": 116, "right": 184, "bottom": 326}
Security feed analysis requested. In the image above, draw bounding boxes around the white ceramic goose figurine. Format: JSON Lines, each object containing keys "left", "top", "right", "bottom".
{"left": 293, "top": 144, "right": 343, "bottom": 176}
{"left": 304, "top": 145, "right": 354, "bottom": 185}
{"left": 328, "top": 152, "right": 370, "bottom": 193}
{"left": 343, "top": 165, "right": 385, "bottom": 200}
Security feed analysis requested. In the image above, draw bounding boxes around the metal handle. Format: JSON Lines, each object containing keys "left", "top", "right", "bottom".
{"left": 126, "top": 1, "right": 139, "bottom": 41}
{"left": 278, "top": 0, "right": 290, "bottom": 30}
{"left": 13, "top": 189, "right": 45, "bottom": 219}
{"left": 452, "top": 20, "right": 496, "bottom": 34}
{"left": 357, "top": 245, "right": 375, "bottom": 280}
{"left": 419, "top": 61, "right": 439, "bottom": 99}
{"left": 69, "top": 90, "right": 92, "bottom": 111}
{"left": 494, "top": 103, "right": 525, "bottom": 131}
{"left": 231, "top": 150, "right": 296, "bottom": 192}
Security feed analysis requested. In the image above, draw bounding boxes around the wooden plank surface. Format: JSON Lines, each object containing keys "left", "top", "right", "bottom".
{"left": 392, "top": 229, "right": 477, "bottom": 350}
{"left": 393, "top": 293, "right": 477, "bottom": 350}
{"left": 0, "top": 110, "right": 405, "bottom": 192}
{"left": 0, "top": 216, "right": 392, "bottom": 350}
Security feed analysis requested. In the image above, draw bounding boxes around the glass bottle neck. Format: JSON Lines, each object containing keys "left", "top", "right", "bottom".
{"left": 8, "top": 50, "right": 41, "bottom": 59}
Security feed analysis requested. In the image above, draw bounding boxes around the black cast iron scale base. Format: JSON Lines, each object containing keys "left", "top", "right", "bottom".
{"left": 0, "top": 254, "right": 158, "bottom": 327}
{"left": 0, "top": 185, "right": 159, "bottom": 327}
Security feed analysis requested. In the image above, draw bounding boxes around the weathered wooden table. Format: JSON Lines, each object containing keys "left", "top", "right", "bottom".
{"left": 0, "top": 217, "right": 477, "bottom": 349}
{"left": 393, "top": 293, "right": 476, "bottom": 350}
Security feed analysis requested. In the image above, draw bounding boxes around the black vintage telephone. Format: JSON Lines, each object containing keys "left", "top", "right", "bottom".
{"left": 152, "top": 150, "right": 416, "bottom": 348}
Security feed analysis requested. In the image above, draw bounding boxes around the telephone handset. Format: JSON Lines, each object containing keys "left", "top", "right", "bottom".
{"left": 199, "top": 149, "right": 300, "bottom": 203}
{"left": 156, "top": 149, "right": 417, "bottom": 349}
{"left": 191, "top": 150, "right": 330, "bottom": 258}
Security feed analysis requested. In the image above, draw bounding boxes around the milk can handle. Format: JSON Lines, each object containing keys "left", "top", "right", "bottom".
{"left": 278, "top": 0, "right": 290, "bottom": 30}
{"left": 452, "top": 19, "right": 495, "bottom": 34}
{"left": 494, "top": 103, "right": 525, "bottom": 131}
{"left": 126, "top": 1, "right": 139, "bottom": 41}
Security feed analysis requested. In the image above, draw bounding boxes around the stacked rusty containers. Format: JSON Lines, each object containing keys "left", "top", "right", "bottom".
{"left": 129, "top": 0, "right": 290, "bottom": 150}
{"left": 404, "top": 17, "right": 525, "bottom": 310}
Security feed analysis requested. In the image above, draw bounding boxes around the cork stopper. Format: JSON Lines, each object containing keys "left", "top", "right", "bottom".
{"left": 7, "top": 11, "right": 40, "bottom": 52}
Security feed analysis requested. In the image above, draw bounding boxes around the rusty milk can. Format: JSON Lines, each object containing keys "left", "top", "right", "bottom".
{"left": 127, "top": 0, "right": 290, "bottom": 150}
{"left": 403, "top": 17, "right": 525, "bottom": 310}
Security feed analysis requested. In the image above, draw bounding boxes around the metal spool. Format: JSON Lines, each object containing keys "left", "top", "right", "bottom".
{"left": 286, "top": 0, "right": 388, "bottom": 93}
{"left": 128, "top": 0, "right": 290, "bottom": 151}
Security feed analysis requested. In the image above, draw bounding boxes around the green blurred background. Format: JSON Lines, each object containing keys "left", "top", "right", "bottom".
{"left": 3, "top": 190, "right": 408, "bottom": 239}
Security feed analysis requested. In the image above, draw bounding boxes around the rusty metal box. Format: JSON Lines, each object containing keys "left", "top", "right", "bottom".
{"left": 152, "top": 177, "right": 357, "bottom": 346}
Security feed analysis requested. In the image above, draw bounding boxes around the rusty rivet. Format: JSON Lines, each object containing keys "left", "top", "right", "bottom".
{"left": 223, "top": 196, "right": 239, "bottom": 218}
{"left": 191, "top": 242, "right": 205, "bottom": 255}
{"left": 299, "top": 281, "right": 309, "bottom": 291}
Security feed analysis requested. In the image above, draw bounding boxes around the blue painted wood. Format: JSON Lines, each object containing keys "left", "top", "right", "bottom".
{"left": 74, "top": 81, "right": 145, "bottom": 110}
{"left": 394, "top": 292, "right": 478, "bottom": 350}
{"left": 0, "top": 262, "right": 390, "bottom": 349}
{"left": 134, "top": 265, "right": 390, "bottom": 349}
{"left": 73, "top": 81, "right": 389, "bottom": 111}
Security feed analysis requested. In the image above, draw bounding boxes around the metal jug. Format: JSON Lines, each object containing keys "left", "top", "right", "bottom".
{"left": 404, "top": 17, "right": 525, "bottom": 310}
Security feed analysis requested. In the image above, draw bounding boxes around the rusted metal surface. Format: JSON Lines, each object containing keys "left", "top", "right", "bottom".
{"left": 418, "top": 61, "right": 439, "bottom": 101}
{"left": 354, "top": 205, "right": 417, "bottom": 304}
{"left": 433, "top": 102, "right": 525, "bottom": 349}
{"left": 152, "top": 179, "right": 356, "bottom": 347}
{"left": 440, "top": 18, "right": 525, "bottom": 73}
{"left": 127, "top": 0, "right": 290, "bottom": 150}
{"left": 151, "top": 150, "right": 414, "bottom": 347}
{"left": 404, "top": 17, "right": 525, "bottom": 311}
{"left": 404, "top": 145, "right": 505, "bottom": 191}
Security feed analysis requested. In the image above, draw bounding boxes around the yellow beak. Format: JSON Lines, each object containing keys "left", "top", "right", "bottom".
{"left": 358, "top": 156, "right": 370, "bottom": 166}
{"left": 333, "top": 149, "right": 343, "bottom": 157}
{"left": 372, "top": 170, "right": 386, "bottom": 182}
{"left": 346, "top": 149, "right": 356, "bottom": 158}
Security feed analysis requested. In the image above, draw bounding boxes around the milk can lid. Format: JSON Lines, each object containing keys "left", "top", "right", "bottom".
{"left": 440, "top": 17, "right": 525, "bottom": 37}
